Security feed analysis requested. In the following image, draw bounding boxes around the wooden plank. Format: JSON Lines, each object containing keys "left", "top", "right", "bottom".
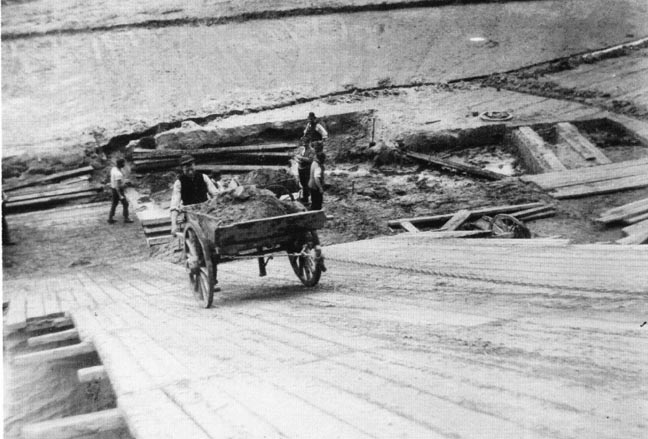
{"left": 143, "top": 224, "right": 173, "bottom": 235}
{"left": 556, "top": 122, "right": 611, "bottom": 164}
{"left": 597, "top": 197, "right": 648, "bottom": 223}
{"left": 551, "top": 174, "right": 648, "bottom": 199}
{"left": 521, "top": 158, "right": 648, "bottom": 189}
{"left": 27, "top": 329, "right": 79, "bottom": 347}
{"left": 5, "top": 190, "right": 101, "bottom": 212}
{"left": 195, "top": 164, "right": 287, "bottom": 173}
{"left": 510, "top": 205, "right": 553, "bottom": 219}
{"left": 41, "top": 282, "right": 63, "bottom": 318}
{"left": 25, "top": 292, "right": 46, "bottom": 322}
{"left": 410, "top": 230, "right": 492, "bottom": 239}
{"left": 625, "top": 211, "right": 648, "bottom": 225}
{"left": 140, "top": 216, "right": 171, "bottom": 227}
{"left": 13, "top": 341, "right": 94, "bottom": 365}
{"left": 135, "top": 150, "right": 295, "bottom": 160}
{"left": 77, "top": 365, "right": 108, "bottom": 383}
{"left": 119, "top": 389, "right": 211, "bottom": 439}
{"left": 4, "top": 293, "right": 27, "bottom": 332}
{"left": 511, "top": 127, "right": 567, "bottom": 174}
{"left": 603, "top": 113, "right": 648, "bottom": 146}
{"left": 7, "top": 179, "right": 92, "bottom": 197}
{"left": 388, "top": 202, "right": 544, "bottom": 228}
{"left": 6, "top": 183, "right": 97, "bottom": 203}
{"left": 147, "top": 236, "right": 173, "bottom": 246}
{"left": 22, "top": 409, "right": 126, "bottom": 439}
{"left": 617, "top": 230, "right": 648, "bottom": 245}
{"left": 399, "top": 221, "right": 419, "bottom": 233}
{"left": 133, "top": 143, "right": 296, "bottom": 157}
{"left": 622, "top": 219, "right": 648, "bottom": 236}
{"left": 439, "top": 209, "right": 471, "bottom": 231}
{"left": 27, "top": 316, "right": 74, "bottom": 333}
{"left": 406, "top": 152, "right": 504, "bottom": 180}
{"left": 4, "top": 166, "right": 94, "bottom": 192}
{"left": 518, "top": 209, "right": 556, "bottom": 221}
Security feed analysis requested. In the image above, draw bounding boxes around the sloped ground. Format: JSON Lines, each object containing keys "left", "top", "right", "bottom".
{"left": 3, "top": 0, "right": 648, "bottom": 156}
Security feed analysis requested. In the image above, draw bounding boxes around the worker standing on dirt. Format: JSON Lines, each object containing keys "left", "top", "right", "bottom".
{"left": 170, "top": 154, "right": 220, "bottom": 234}
{"left": 308, "top": 151, "right": 326, "bottom": 211}
{"left": 296, "top": 112, "right": 328, "bottom": 203}
{"left": 108, "top": 158, "right": 133, "bottom": 224}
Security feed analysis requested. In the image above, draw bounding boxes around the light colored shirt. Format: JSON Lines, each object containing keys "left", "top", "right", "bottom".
{"left": 308, "top": 161, "right": 324, "bottom": 191}
{"left": 110, "top": 167, "right": 124, "bottom": 190}
{"left": 170, "top": 173, "right": 220, "bottom": 212}
{"left": 303, "top": 122, "right": 328, "bottom": 140}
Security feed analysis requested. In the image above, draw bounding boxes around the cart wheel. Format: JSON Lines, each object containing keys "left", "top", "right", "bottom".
{"left": 490, "top": 214, "right": 531, "bottom": 239}
{"left": 183, "top": 225, "right": 215, "bottom": 308}
{"left": 288, "top": 231, "right": 323, "bottom": 287}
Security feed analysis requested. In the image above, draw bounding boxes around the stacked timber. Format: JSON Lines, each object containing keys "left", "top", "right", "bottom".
{"left": 4, "top": 166, "right": 101, "bottom": 213}
{"left": 597, "top": 197, "right": 648, "bottom": 245}
{"left": 140, "top": 216, "right": 173, "bottom": 246}
{"left": 521, "top": 158, "right": 648, "bottom": 199}
{"left": 132, "top": 143, "right": 296, "bottom": 173}
{"left": 389, "top": 202, "right": 555, "bottom": 233}
{"left": 3, "top": 166, "right": 94, "bottom": 192}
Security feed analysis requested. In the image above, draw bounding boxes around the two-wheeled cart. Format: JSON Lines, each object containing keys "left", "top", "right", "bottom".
{"left": 180, "top": 207, "right": 327, "bottom": 308}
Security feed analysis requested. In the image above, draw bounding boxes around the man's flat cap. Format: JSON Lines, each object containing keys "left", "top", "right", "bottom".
{"left": 179, "top": 154, "right": 195, "bottom": 165}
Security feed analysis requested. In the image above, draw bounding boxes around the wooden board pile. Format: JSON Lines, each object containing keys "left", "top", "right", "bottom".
{"left": 521, "top": 158, "right": 648, "bottom": 199}
{"left": 388, "top": 201, "right": 555, "bottom": 234}
{"left": 4, "top": 166, "right": 102, "bottom": 213}
{"left": 132, "top": 143, "right": 296, "bottom": 173}
{"left": 597, "top": 197, "right": 648, "bottom": 245}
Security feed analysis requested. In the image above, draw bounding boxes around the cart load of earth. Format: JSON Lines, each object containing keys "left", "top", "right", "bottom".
{"left": 180, "top": 169, "right": 326, "bottom": 308}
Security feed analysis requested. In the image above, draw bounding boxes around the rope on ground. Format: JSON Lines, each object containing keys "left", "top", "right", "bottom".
{"left": 326, "top": 256, "right": 644, "bottom": 295}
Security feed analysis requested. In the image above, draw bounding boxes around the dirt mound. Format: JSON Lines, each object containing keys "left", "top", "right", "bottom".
{"left": 187, "top": 185, "right": 305, "bottom": 226}
{"left": 240, "top": 168, "right": 300, "bottom": 196}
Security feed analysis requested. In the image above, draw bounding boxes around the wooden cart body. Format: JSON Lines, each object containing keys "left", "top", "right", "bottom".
{"left": 186, "top": 210, "right": 326, "bottom": 256}
{"left": 182, "top": 208, "right": 327, "bottom": 308}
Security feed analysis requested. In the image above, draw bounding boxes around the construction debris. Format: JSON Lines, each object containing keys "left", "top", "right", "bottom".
{"left": 388, "top": 202, "right": 547, "bottom": 230}
{"left": 521, "top": 158, "right": 648, "bottom": 199}
{"left": 5, "top": 181, "right": 103, "bottom": 213}
{"left": 596, "top": 197, "right": 648, "bottom": 224}
{"left": 594, "top": 196, "right": 648, "bottom": 245}
{"left": 406, "top": 151, "right": 505, "bottom": 180}
{"left": 3, "top": 166, "right": 94, "bottom": 192}
{"left": 389, "top": 202, "right": 555, "bottom": 238}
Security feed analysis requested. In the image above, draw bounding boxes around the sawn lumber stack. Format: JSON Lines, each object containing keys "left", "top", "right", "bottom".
{"left": 597, "top": 197, "right": 648, "bottom": 245}
{"left": 521, "top": 158, "right": 648, "bottom": 199}
{"left": 132, "top": 143, "right": 295, "bottom": 172}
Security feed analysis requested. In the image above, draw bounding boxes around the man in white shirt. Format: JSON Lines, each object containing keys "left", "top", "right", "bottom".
{"left": 108, "top": 158, "right": 133, "bottom": 224}
{"left": 170, "top": 154, "right": 220, "bottom": 234}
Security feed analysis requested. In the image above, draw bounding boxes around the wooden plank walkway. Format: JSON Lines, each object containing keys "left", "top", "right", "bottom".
{"left": 4, "top": 235, "right": 647, "bottom": 439}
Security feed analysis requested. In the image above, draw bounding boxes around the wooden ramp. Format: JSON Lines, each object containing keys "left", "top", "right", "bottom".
{"left": 5, "top": 236, "right": 648, "bottom": 439}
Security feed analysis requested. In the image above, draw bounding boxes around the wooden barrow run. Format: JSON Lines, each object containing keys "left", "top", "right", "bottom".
{"left": 179, "top": 208, "right": 327, "bottom": 308}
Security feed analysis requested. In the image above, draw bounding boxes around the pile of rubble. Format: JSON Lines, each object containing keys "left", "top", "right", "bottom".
{"left": 187, "top": 185, "right": 305, "bottom": 226}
